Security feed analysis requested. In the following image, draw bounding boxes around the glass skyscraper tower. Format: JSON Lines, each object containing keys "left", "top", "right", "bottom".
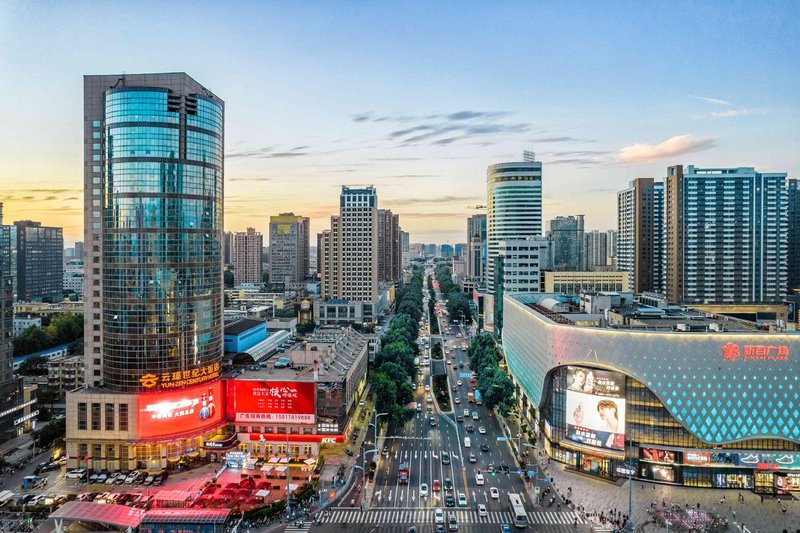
{"left": 83, "top": 73, "right": 224, "bottom": 392}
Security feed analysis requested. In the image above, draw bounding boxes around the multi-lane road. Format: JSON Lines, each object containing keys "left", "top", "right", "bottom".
{"left": 323, "top": 270, "right": 590, "bottom": 532}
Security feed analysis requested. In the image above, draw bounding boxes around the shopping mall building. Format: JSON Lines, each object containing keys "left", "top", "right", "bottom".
{"left": 502, "top": 292, "right": 800, "bottom": 494}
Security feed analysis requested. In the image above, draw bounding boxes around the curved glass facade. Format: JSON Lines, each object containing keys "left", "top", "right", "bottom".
{"left": 102, "top": 87, "right": 223, "bottom": 392}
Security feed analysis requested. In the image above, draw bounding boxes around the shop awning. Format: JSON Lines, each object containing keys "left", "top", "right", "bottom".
{"left": 278, "top": 457, "right": 289, "bottom": 463}
{"left": 255, "top": 490, "right": 270, "bottom": 498}
{"left": 303, "top": 458, "right": 316, "bottom": 465}
{"left": 275, "top": 465, "right": 288, "bottom": 472}
{"left": 50, "top": 502, "right": 144, "bottom": 528}
{"left": 267, "top": 456, "right": 278, "bottom": 463}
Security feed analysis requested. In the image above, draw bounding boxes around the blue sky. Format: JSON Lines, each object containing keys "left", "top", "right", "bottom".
{"left": 1, "top": 0, "right": 798, "bottom": 244}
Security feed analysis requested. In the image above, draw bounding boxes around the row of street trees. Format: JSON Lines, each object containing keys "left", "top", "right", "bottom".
{"left": 433, "top": 264, "right": 472, "bottom": 324}
{"left": 467, "top": 333, "right": 515, "bottom": 414}
{"left": 370, "top": 268, "right": 424, "bottom": 431}
{"left": 426, "top": 276, "right": 439, "bottom": 334}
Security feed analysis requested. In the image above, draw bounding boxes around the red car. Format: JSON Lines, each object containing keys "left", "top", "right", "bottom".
{"left": 432, "top": 479, "right": 441, "bottom": 491}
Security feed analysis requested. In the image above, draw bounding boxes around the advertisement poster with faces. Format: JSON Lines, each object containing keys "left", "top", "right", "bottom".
{"left": 565, "top": 366, "right": 626, "bottom": 451}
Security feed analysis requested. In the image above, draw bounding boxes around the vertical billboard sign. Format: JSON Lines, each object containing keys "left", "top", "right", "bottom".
{"left": 565, "top": 366, "right": 626, "bottom": 451}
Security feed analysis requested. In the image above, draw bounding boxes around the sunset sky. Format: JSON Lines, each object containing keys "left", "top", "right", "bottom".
{"left": 1, "top": 1, "right": 798, "bottom": 245}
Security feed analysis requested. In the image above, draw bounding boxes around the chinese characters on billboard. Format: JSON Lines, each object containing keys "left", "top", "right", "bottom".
{"left": 565, "top": 366, "right": 626, "bottom": 451}
{"left": 138, "top": 381, "right": 224, "bottom": 439}
{"left": 226, "top": 381, "right": 316, "bottom": 424}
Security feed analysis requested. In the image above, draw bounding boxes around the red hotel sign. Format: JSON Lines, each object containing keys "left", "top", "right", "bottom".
{"left": 722, "top": 343, "right": 789, "bottom": 362}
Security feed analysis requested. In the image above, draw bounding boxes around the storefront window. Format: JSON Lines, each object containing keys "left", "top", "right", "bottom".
{"left": 303, "top": 445, "right": 312, "bottom": 455}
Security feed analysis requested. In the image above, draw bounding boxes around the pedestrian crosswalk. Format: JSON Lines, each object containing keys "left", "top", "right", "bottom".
{"left": 321, "top": 508, "right": 585, "bottom": 525}
{"left": 284, "top": 521, "right": 311, "bottom": 533}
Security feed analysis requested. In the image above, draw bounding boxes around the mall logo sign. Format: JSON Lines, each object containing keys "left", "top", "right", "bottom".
{"left": 722, "top": 342, "right": 789, "bottom": 362}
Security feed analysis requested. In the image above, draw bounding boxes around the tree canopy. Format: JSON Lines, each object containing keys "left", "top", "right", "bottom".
{"left": 13, "top": 313, "right": 83, "bottom": 356}
{"left": 468, "top": 333, "right": 514, "bottom": 413}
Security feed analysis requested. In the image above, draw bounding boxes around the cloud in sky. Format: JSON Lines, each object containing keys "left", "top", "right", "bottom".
{"left": 226, "top": 145, "right": 311, "bottom": 159}
{"left": 710, "top": 108, "right": 766, "bottom": 118}
{"left": 690, "top": 95, "right": 733, "bottom": 106}
{"left": 616, "top": 134, "right": 717, "bottom": 164}
{"left": 528, "top": 136, "right": 597, "bottom": 143}
{"left": 384, "top": 195, "right": 481, "bottom": 207}
{"left": 353, "top": 110, "right": 529, "bottom": 146}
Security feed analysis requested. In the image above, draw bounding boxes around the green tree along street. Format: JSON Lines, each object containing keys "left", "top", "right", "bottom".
{"left": 433, "top": 264, "right": 472, "bottom": 323}
{"left": 370, "top": 267, "right": 426, "bottom": 432}
{"left": 12, "top": 313, "right": 83, "bottom": 357}
{"left": 16, "top": 355, "right": 49, "bottom": 376}
{"left": 468, "top": 333, "right": 514, "bottom": 413}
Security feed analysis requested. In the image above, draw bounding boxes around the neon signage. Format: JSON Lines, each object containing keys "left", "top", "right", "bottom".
{"left": 139, "top": 362, "right": 222, "bottom": 390}
{"left": 722, "top": 343, "right": 789, "bottom": 362}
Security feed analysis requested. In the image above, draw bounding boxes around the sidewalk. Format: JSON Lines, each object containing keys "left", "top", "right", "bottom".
{"left": 543, "top": 453, "right": 800, "bottom": 532}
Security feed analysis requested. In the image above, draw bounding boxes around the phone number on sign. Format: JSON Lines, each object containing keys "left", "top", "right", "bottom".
{"left": 236, "top": 413, "right": 315, "bottom": 423}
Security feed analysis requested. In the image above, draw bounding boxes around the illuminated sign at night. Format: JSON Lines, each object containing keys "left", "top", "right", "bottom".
{"left": 248, "top": 432, "right": 344, "bottom": 443}
{"left": 227, "top": 381, "right": 316, "bottom": 424}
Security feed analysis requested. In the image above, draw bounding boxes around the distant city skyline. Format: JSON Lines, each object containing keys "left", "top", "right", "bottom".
{"left": 1, "top": 1, "right": 798, "bottom": 244}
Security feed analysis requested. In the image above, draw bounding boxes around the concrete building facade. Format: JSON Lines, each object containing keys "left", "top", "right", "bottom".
{"left": 268, "top": 212, "right": 309, "bottom": 287}
{"left": 617, "top": 178, "right": 664, "bottom": 294}
{"left": 232, "top": 228, "right": 263, "bottom": 286}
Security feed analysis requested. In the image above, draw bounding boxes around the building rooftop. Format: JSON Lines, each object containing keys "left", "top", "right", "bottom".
{"left": 224, "top": 318, "right": 265, "bottom": 336}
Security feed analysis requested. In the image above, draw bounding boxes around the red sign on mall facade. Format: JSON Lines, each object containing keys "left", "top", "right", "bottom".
{"left": 227, "top": 380, "right": 316, "bottom": 424}
{"left": 722, "top": 343, "right": 789, "bottom": 363}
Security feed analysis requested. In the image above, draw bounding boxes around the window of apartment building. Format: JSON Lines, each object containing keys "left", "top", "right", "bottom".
{"left": 105, "top": 403, "right": 115, "bottom": 431}
{"left": 77, "top": 402, "right": 87, "bottom": 430}
{"left": 119, "top": 404, "right": 128, "bottom": 431}
{"left": 106, "top": 444, "right": 115, "bottom": 460}
{"left": 303, "top": 445, "right": 312, "bottom": 456}
{"left": 93, "top": 444, "right": 102, "bottom": 459}
{"left": 91, "top": 403, "right": 101, "bottom": 431}
{"left": 79, "top": 443, "right": 88, "bottom": 459}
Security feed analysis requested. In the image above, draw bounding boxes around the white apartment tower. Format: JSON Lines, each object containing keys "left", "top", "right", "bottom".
{"left": 233, "top": 227, "right": 263, "bottom": 285}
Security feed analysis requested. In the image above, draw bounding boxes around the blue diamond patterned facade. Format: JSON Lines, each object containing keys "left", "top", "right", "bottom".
{"left": 503, "top": 293, "right": 800, "bottom": 492}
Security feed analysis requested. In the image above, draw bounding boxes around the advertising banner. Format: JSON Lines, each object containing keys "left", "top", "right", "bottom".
{"left": 640, "top": 448, "right": 679, "bottom": 464}
{"left": 227, "top": 381, "right": 316, "bottom": 424}
{"left": 684, "top": 451, "right": 711, "bottom": 465}
{"left": 565, "top": 366, "right": 626, "bottom": 451}
{"left": 138, "top": 381, "right": 224, "bottom": 439}
{"left": 248, "top": 433, "right": 344, "bottom": 443}
{"left": 640, "top": 463, "right": 677, "bottom": 483}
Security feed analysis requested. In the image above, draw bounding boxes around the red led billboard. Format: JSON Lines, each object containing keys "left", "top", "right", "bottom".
{"left": 227, "top": 381, "right": 316, "bottom": 424}
{"left": 138, "top": 381, "right": 224, "bottom": 439}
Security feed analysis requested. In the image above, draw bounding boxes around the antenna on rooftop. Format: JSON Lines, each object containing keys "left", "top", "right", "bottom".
{"left": 523, "top": 148, "right": 536, "bottom": 162}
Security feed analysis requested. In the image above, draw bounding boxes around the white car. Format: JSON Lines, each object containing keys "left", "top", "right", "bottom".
{"left": 490, "top": 487, "right": 500, "bottom": 499}
{"left": 457, "top": 492, "right": 467, "bottom": 507}
{"left": 425, "top": 385, "right": 430, "bottom": 391}
{"left": 419, "top": 483, "right": 429, "bottom": 497}
{"left": 475, "top": 472, "right": 485, "bottom": 485}
{"left": 472, "top": 412, "right": 479, "bottom": 421}
{"left": 435, "top": 507, "right": 445, "bottom": 524}
{"left": 454, "top": 397, "right": 461, "bottom": 404}
{"left": 105, "top": 473, "right": 118, "bottom": 485}
{"left": 463, "top": 409, "right": 470, "bottom": 417}
{"left": 457, "top": 380, "right": 463, "bottom": 386}
{"left": 478, "top": 426, "right": 486, "bottom": 434}
{"left": 477, "top": 504, "right": 488, "bottom": 517}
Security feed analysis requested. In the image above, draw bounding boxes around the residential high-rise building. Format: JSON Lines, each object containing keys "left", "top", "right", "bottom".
{"left": 440, "top": 244, "right": 454, "bottom": 258}
{"left": 788, "top": 179, "right": 800, "bottom": 292}
{"left": 454, "top": 243, "right": 466, "bottom": 259}
{"left": 376, "top": 209, "right": 401, "bottom": 282}
{"left": 0, "top": 205, "right": 27, "bottom": 442}
{"left": 546, "top": 215, "right": 584, "bottom": 271}
{"left": 269, "top": 213, "right": 310, "bottom": 287}
{"left": 233, "top": 227, "right": 263, "bottom": 285}
{"left": 400, "top": 231, "right": 411, "bottom": 268}
{"left": 467, "top": 214, "right": 487, "bottom": 282}
{"left": 617, "top": 178, "right": 664, "bottom": 294}
{"left": 606, "top": 229, "right": 618, "bottom": 267}
{"left": 320, "top": 186, "right": 378, "bottom": 303}
{"left": 486, "top": 155, "right": 543, "bottom": 294}
{"left": 665, "top": 165, "right": 787, "bottom": 304}
{"left": 583, "top": 230, "right": 608, "bottom": 270}
{"left": 2, "top": 220, "right": 63, "bottom": 303}
{"left": 74, "top": 241, "right": 84, "bottom": 260}
{"left": 68, "top": 73, "right": 225, "bottom": 471}
{"left": 493, "top": 237, "right": 551, "bottom": 333}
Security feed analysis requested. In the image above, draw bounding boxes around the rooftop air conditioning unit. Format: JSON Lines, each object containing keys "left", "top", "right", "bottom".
{"left": 676, "top": 323, "right": 690, "bottom": 332}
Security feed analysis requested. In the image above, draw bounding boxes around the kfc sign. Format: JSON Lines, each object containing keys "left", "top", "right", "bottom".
{"left": 227, "top": 380, "right": 316, "bottom": 424}
{"left": 722, "top": 343, "right": 789, "bottom": 363}
{"left": 138, "top": 381, "right": 224, "bottom": 439}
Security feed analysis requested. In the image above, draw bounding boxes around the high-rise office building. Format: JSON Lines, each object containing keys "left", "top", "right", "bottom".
{"left": 377, "top": 209, "right": 401, "bottom": 282}
{"left": 269, "top": 213, "right": 310, "bottom": 287}
{"left": 583, "top": 230, "right": 608, "bottom": 270}
{"left": 788, "top": 179, "right": 800, "bottom": 293}
{"left": 2, "top": 220, "right": 63, "bottom": 303}
{"left": 67, "top": 73, "right": 225, "bottom": 471}
{"left": 74, "top": 241, "right": 84, "bottom": 261}
{"left": 617, "top": 178, "right": 664, "bottom": 294}
{"left": 440, "top": 244, "right": 454, "bottom": 259}
{"left": 400, "top": 231, "right": 411, "bottom": 268}
{"left": 546, "top": 215, "right": 584, "bottom": 271}
{"left": 486, "top": 155, "right": 543, "bottom": 293}
{"left": 665, "top": 165, "right": 787, "bottom": 304}
{"left": 320, "top": 186, "right": 378, "bottom": 303}
{"left": 232, "top": 227, "right": 263, "bottom": 285}
{"left": 467, "top": 214, "right": 487, "bottom": 282}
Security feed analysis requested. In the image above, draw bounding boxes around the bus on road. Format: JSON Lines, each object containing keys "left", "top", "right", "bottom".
{"left": 508, "top": 493, "right": 528, "bottom": 528}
